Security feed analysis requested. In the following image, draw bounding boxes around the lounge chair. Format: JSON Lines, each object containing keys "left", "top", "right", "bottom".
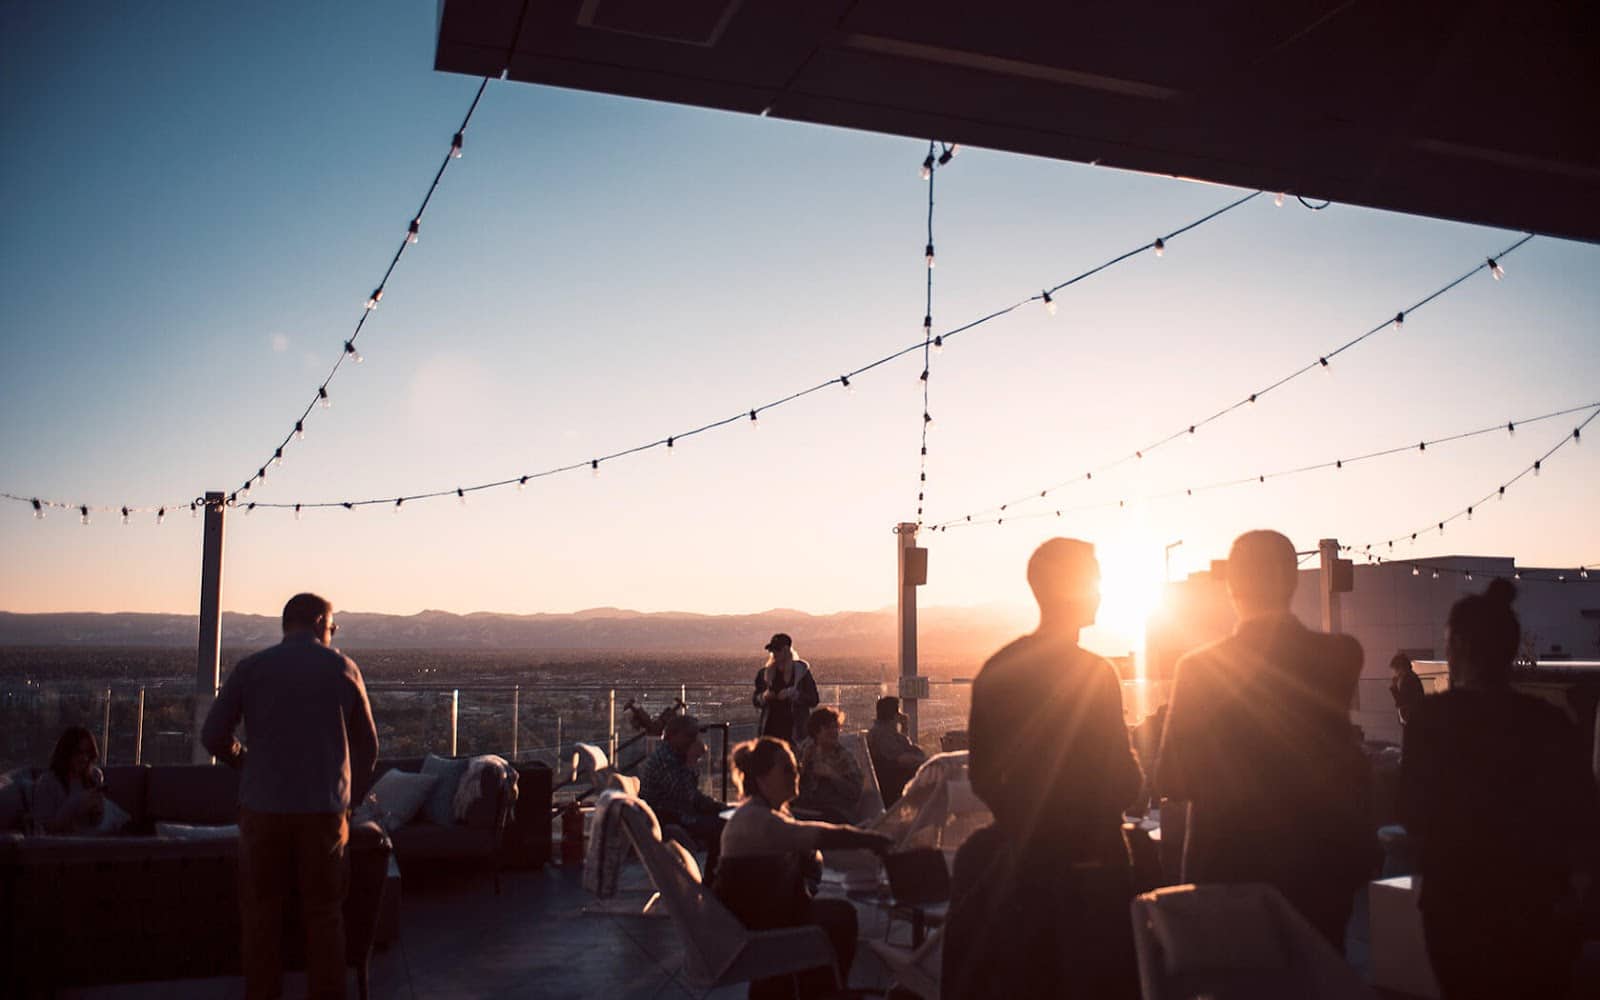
{"left": 614, "top": 794, "right": 841, "bottom": 996}
{"left": 1130, "top": 883, "right": 1375, "bottom": 1000}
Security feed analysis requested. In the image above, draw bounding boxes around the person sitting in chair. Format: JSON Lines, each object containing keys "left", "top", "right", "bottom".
{"left": 794, "top": 707, "right": 863, "bottom": 824}
{"left": 718, "top": 736, "right": 892, "bottom": 999}
{"left": 867, "top": 696, "right": 926, "bottom": 807}
{"left": 638, "top": 713, "right": 728, "bottom": 882}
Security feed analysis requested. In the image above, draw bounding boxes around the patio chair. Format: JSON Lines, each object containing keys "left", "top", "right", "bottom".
{"left": 615, "top": 795, "right": 841, "bottom": 996}
{"left": 1130, "top": 883, "right": 1375, "bottom": 1000}
{"left": 866, "top": 927, "right": 943, "bottom": 1000}
{"left": 844, "top": 730, "right": 887, "bottom": 823}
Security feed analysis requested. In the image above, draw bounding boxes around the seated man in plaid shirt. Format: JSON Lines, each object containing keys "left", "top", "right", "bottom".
{"left": 639, "top": 713, "right": 729, "bottom": 881}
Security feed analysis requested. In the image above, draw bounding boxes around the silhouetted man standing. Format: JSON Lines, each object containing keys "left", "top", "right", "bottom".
{"left": 203, "top": 593, "right": 378, "bottom": 1000}
{"left": 1157, "top": 530, "right": 1373, "bottom": 949}
{"left": 944, "top": 538, "right": 1143, "bottom": 999}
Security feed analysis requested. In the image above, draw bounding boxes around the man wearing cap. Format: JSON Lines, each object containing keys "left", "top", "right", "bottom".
{"left": 752, "top": 632, "right": 820, "bottom": 747}
{"left": 1156, "top": 529, "right": 1372, "bottom": 951}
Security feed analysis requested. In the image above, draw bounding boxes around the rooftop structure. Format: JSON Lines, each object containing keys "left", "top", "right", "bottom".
{"left": 435, "top": 0, "right": 1600, "bottom": 243}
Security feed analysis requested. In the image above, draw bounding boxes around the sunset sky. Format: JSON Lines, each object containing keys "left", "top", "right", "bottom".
{"left": 3, "top": 2, "right": 1597, "bottom": 659}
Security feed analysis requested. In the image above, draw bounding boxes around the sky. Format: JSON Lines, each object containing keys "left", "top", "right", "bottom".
{"left": 3, "top": 2, "right": 1597, "bottom": 658}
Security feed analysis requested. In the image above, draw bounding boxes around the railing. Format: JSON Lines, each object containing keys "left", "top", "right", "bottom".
{"left": 1, "top": 674, "right": 1183, "bottom": 783}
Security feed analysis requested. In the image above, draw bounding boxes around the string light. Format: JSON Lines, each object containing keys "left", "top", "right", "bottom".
{"left": 120, "top": 506, "right": 130, "bottom": 525}
{"left": 395, "top": 498, "right": 404, "bottom": 513}
{"left": 931, "top": 402, "right": 1597, "bottom": 530}
{"left": 925, "top": 243, "right": 935, "bottom": 269}
{"left": 748, "top": 409, "right": 759, "bottom": 430}
{"left": 928, "top": 232, "right": 1536, "bottom": 527}
{"left": 932, "top": 335, "right": 944, "bottom": 355}
{"left": 273, "top": 448, "right": 284, "bottom": 467}
{"left": 295, "top": 421, "right": 305, "bottom": 441}
{"left": 450, "top": 131, "right": 464, "bottom": 159}
{"left": 456, "top": 487, "right": 467, "bottom": 506}
{"left": 591, "top": 459, "right": 600, "bottom": 478}
{"left": 920, "top": 154, "right": 934, "bottom": 181}
{"left": 938, "top": 144, "right": 955, "bottom": 165}
{"left": 1488, "top": 257, "right": 1504, "bottom": 280}
{"left": 365, "top": 288, "right": 383, "bottom": 311}
{"left": 31, "top": 498, "right": 42, "bottom": 520}
{"left": 1393, "top": 311, "right": 1404, "bottom": 331}
{"left": 1042, "top": 290, "right": 1056, "bottom": 316}
{"left": 156, "top": 507, "right": 165, "bottom": 525}
{"left": 1153, "top": 237, "right": 1165, "bottom": 258}
{"left": 318, "top": 386, "right": 331, "bottom": 409}
{"left": 407, "top": 218, "right": 420, "bottom": 245}
{"left": 79, "top": 505, "right": 89, "bottom": 526}
{"left": 345, "top": 341, "right": 363, "bottom": 364}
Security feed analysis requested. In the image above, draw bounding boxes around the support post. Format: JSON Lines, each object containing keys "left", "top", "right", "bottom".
{"left": 101, "top": 688, "right": 112, "bottom": 764}
{"left": 450, "top": 689, "right": 460, "bottom": 757}
{"left": 1318, "top": 538, "right": 1343, "bottom": 635}
{"left": 896, "top": 522, "right": 927, "bottom": 744}
{"left": 193, "top": 492, "right": 226, "bottom": 763}
{"left": 134, "top": 687, "right": 146, "bottom": 765}
{"left": 608, "top": 689, "right": 617, "bottom": 763}
{"left": 511, "top": 685, "right": 519, "bottom": 760}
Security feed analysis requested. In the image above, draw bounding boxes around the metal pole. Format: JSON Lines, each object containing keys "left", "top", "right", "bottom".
{"left": 450, "top": 689, "right": 459, "bottom": 757}
{"left": 193, "top": 492, "right": 226, "bottom": 763}
{"left": 511, "top": 685, "right": 519, "bottom": 760}
{"left": 134, "top": 687, "right": 145, "bottom": 765}
{"left": 608, "top": 689, "right": 617, "bottom": 763}
{"left": 556, "top": 715, "right": 563, "bottom": 769}
{"left": 1319, "top": 538, "right": 1343, "bottom": 634}
{"left": 897, "top": 522, "right": 923, "bottom": 743}
{"left": 102, "top": 688, "right": 112, "bottom": 764}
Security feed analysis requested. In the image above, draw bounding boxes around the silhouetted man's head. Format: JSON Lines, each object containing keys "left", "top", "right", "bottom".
{"left": 1226, "top": 530, "right": 1298, "bottom": 618}
{"left": 1389, "top": 652, "right": 1414, "bottom": 674}
{"left": 1026, "top": 538, "right": 1100, "bottom": 631}
{"left": 282, "top": 592, "right": 335, "bottom": 644}
{"left": 875, "top": 696, "right": 901, "bottom": 722}
{"left": 662, "top": 713, "right": 700, "bottom": 754}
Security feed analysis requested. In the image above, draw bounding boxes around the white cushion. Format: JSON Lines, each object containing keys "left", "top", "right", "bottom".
{"left": 419, "top": 755, "right": 470, "bottom": 826}
{"left": 358, "top": 769, "right": 438, "bottom": 832}
{"left": 1148, "top": 887, "right": 1289, "bottom": 974}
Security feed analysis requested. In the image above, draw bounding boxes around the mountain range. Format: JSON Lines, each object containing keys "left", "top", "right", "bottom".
{"left": 0, "top": 605, "right": 1033, "bottom": 663}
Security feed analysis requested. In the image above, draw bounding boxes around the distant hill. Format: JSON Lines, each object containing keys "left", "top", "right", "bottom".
{"left": 0, "top": 605, "right": 1031, "bottom": 664}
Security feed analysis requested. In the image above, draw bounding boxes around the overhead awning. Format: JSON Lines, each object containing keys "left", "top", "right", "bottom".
{"left": 435, "top": 1, "right": 1600, "bottom": 243}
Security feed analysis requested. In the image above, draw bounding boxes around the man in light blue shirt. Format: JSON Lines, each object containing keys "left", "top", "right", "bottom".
{"left": 203, "top": 592, "right": 378, "bottom": 1000}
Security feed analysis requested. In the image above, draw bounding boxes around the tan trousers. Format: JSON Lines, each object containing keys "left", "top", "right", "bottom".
{"left": 238, "top": 808, "right": 349, "bottom": 1000}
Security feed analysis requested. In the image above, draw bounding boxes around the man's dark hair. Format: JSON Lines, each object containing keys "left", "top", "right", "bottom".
{"left": 662, "top": 713, "right": 700, "bottom": 742}
{"left": 875, "top": 696, "right": 900, "bottom": 722}
{"left": 48, "top": 725, "right": 96, "bottom": 787}
{"left": 282, "top": 592, "right": 333, "bottom": 632}
{"left": 807, "top": 705, "right": 844, "bottom": 738}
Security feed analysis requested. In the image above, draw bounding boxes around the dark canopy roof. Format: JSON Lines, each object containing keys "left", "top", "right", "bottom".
{"left": 436, "top": 1, "right": 1600, "bottom": 243}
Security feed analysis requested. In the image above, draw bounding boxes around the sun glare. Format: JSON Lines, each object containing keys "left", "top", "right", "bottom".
{"left": 1084, "top": 538, "right": 1165, "bottom": 676}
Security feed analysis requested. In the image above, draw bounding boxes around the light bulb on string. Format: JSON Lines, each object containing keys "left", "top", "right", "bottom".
{"left": 1275, "top": 192, "right": 1285, "bottom": 207}
{"left": 1319, "top": 357, "right": 1329, "bottom": 369}
{"left": 920, "top": 155, "right": 934, "bottom": 181}
{"left": 1153, "top": 237, "right": 1165, "bottom": 258}
{"left": 156, "top": 507, "right": 165, "bottom": 525}
{"left": 1533, "top": 460, "right": 1541, "bottom": 477}
{"left": 450, "top": 131, "right": 463, "bottom": 159}
{"left": 394, "top": 498, "right": 404, "bottom": 514}
{"left": 1487, "top": 257, "right": 1504, "bottom": 280}
{"left": 518, "top": 476, "right": 529, "bottom": 490}
{"left": 246, "top": 503, "right": 256, "bottom": 516}
{"left": 839, "top": 375, "right": 853, "bottom": 395}
{"left": 1042, "top": 290, "right": 1056, "bottom": 316}
{"left": 1582, "top": 568, "right": 1590, "bottom": 580}
{"left": 938, "top": 145, "right": 954, "bottom": 166}
{"left": 190, "top": 502, "right": 199, "bottom": 519}
{"left": 79, "top": 505, "right": 90, "bottom": 526}
{"left": 273, "top": 448, "right": 283, "bottom": 467}
{"left": 919, "top": 368, "right": 929, "bottom": 385}
{"left": 665, "top": 438, "right": 675, "bottom": 458}
{"left": 932, "top": 335, "right": 944, "bottom": 355}
{"left": 294, "top": 504, "right": 303, "bottom": 520}
{"left": 923, "top": 411, "right": 934, "bottom": 430}
{"left": 365, "top": 288, "right": 383, "bottom": 310}
{"left": 1514, "top": 570, "right": 1521, "bottom": 580}
{"left": 345, "top": 341, "right": 363, "bottom": 364}
{"left": 925, "top": 243, "right": 935, "bottom": 269}
{"left": 407, "top": 218, "right": 420, "bottom": 245}
{"left": 1432, "top": 570, "right": 1440, "bottom": 580}
{"left": 1412, "top": 566, "right": 1420, "bottom": 577}
{"left": 457, "top": 488, "right": 467, "bottom": 506}
{"left": 591, "top": 459, "right": 600, "bottom": 478}
{"left": 121, "top": 507, "right": 130, "bottom": 525}
{"left": 318, "top": 387, "right": 331, "bottom": 409}
{"left": 1574, "top": 428, "right": 1582, "bottom": 445}
{"left": 295, "top": 421, "right": 305, "bottom": 441}
{"left": 923, "top": 314, "right": 932, "bottom": 344}
{"left": 1467, "top": 507, "right": 1473, "bottom": 520}
{"left": 258, "top": 466, "right": 267, "bottom": 484}
{"left": 749, "top": 409, "right": 759, "bottom": 430}
{"left": 31, "top": 498, "right": 43, "bottom": 520}
{"left": 1507, "top": 421, "right": 1515, "bottom": 437}
{"left": 1393, "top": 311, "right": 1404, "bottom": 331}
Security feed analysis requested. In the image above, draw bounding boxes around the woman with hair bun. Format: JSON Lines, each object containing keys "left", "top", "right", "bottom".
{"left": 716, "top": 736, "right": 891, "bottom": 998}
{"left": 1399, "top": 579, "right": 1600, "bottom": 999}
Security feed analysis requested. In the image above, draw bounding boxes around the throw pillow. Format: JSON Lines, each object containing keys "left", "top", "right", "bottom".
{"left": 358, "top": 769, "right": 438, "bottom": 833}
{"left": 96, "top": 794, "right": 133, "bottom": 833}
{"left": 419, "top": 754, "right": 470, "bottom": 826}
{"left": 155, "top": 821, "right": 240, "bottom": 841}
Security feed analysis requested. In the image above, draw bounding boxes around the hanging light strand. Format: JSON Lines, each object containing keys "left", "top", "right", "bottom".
{"left": 916, "top": 140, "right": 945, "bottom": 527}
{"left": 226, "top": 76, "right": 492, "bottom": 503}
{"left": 933, "top": 232, "right": 1537, "bottom": 527}
{"left": 2, "top": 187, "right": 1276, "bottom": 518}
{"left": 930, "top": 401, "right": 1598, "bottom": 531}
{"left": 1344, "top": 406, "right": 1598, "bottom": 555}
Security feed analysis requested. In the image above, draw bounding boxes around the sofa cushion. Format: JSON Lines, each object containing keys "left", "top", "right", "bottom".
{"left": 155, "top": 821, "right": 240, "bottom": 841}
{"left": 388, "top": 822, "right": 493, "bottom": 860}
{"left": 102, "top": 765, "right": 149, "bottom": 826}
{"left": 359, "top": 769, "right": 437, "bottom": 833}
{"left": 420, "top": 754, "right": 471, "bottom": 825}
{"left": 146, "top": 765, "right": 239, "bottom": 826}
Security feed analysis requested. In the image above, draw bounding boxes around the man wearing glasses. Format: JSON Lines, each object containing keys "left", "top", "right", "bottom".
{"left": 203, "top": 592, "right": 379, "bottom": 1000}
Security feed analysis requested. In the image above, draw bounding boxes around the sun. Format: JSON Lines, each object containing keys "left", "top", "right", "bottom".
{"left": 1082, "top": 538, "right": 1165, "bottom": 674}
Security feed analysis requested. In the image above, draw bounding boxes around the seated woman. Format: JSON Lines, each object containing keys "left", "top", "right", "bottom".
{"left": 32, "top": 726, "right": 106, "bottom": 835}
{"left": 794, "top": 706, "right": 863, "bottom": 824}
{"left": 717, "top": 736, "right": 891, "bottom": 999}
